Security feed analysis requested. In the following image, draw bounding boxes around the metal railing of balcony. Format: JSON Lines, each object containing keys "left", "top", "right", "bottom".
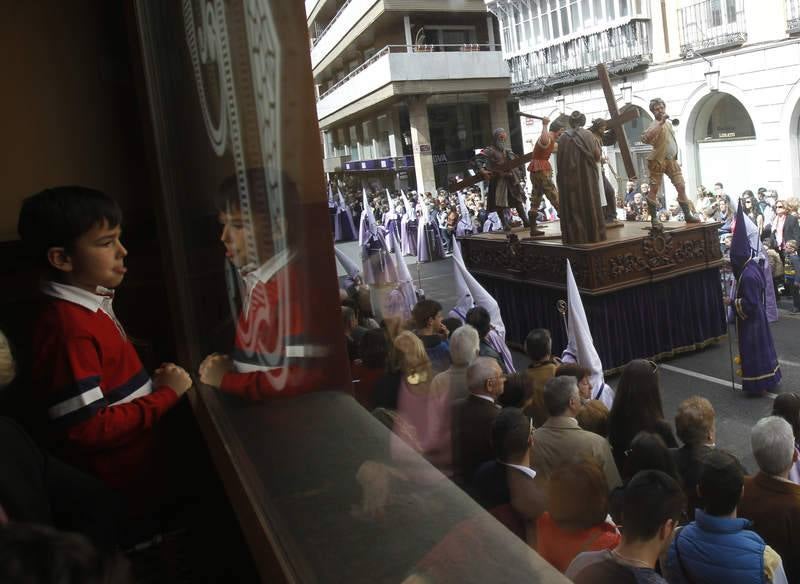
{"left": 787, "top": 0, "right": 800, "bottom": 33}
{"left": 311, "top": 0, "right": 354, "bottom": 47}
{"left": 678, "top": 0, "right": 746, "bottom": 56}
{"left": 508, "top": 20, "right": 652, "bottom": 93}
{"left": 317, "top": 44, "right": 498, "bottom": 101}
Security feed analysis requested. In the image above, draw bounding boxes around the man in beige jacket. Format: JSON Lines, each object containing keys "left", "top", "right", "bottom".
{"left": 531, "top": 376, "right": 621, "bottom": 490}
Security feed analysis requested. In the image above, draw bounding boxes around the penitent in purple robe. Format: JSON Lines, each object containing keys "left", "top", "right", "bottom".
{"left": 733, "top": 260, "right": 781, "bottom": 394}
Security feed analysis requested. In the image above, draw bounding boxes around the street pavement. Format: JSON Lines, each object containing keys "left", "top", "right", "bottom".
{"left": 335, "top": 240, "right": 799, "bottom": 472}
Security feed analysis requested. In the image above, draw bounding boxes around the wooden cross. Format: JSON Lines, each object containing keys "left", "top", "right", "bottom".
{"left": 597, "top": 63, "right": 637, "bottom": 181}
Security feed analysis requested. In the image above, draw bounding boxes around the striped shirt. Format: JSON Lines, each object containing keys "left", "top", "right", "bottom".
{"left": 32, "top": 282, "right": 178, "bottom": 493}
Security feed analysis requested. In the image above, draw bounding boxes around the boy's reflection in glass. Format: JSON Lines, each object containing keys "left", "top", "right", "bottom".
{"left": 198, "top": 170, "right": 324, "bottom": 399}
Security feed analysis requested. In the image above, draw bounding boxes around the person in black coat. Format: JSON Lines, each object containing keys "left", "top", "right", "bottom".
{"left": 0, "top": 330, "right": 119, "bottom": 549}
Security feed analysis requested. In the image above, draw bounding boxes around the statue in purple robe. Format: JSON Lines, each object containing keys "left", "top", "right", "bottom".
{"left": 730, "top": 203, "right": 781, "bottom": 395}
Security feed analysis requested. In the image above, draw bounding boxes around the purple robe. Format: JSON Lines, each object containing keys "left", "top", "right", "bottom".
{"left": 417, "top": 221, "right": 444, "bottom": 263}
{"left": 335, "top": 206, "right": 357, "bottom": 242}
{"left": 362, "top": 231, "right": 398, "bottom": 286}
{"left": 734, "top": 260, "right": 781, "bottom": 394}
{"left": 401, "top": 217, "right": 418, "bottom": 256}
{"left": 384, "top": 215, "right": 402, "bottom": 253}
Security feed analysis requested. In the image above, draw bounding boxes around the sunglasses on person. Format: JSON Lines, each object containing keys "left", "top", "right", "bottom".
{"left": 776, "top": 204, "right": 785, "bottom": 209}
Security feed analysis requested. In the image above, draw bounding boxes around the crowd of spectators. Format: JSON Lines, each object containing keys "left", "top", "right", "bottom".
{"left": 341, "top": 279, "right": 800, "bottom": 582}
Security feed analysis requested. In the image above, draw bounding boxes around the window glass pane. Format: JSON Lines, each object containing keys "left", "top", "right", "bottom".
{"left": 709, "top": 0, "right": 722, "bottom": 26}
{"left": 551, "top": 11, "right": 560, "bottom": 37}
{"left": 542, "top": 12, "right": 551, "bottom": 39}
{"left": 561, "top": 6, "right": 570, "bottom": 35}
{"left": 726, "top": 0, "right": 737, "bottom": 22}
{"left": 618, "top": 0, "right": 629, "bottom": 17}
{"left": 533, "top": 16, "right": 542, "bottom": 43}
{"left": 594, "top": 0, "right": 604, "bottom": 22}
{"left": 606, "top": 0, "right": 616, "bottom": 19}
{"left": 581, "top": 0, "right": 592, "bottom": 26}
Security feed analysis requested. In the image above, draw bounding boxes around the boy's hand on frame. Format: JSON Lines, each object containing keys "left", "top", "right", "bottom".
{"left": 199, "top": 353, "right": 234, "bottom": 388}
{"left": 154, "top": 363, "right": 193, "bottom": 397}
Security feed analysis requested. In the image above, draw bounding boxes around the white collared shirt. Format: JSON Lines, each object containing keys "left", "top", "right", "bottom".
{"left": 239, "top": 248, "right": 294, "bottom": 312}
{"left": 42, "top": 281, "right": 125, "bottom": 338}
{"left": 500, "top": 462, "right": 537, "bottom": 480}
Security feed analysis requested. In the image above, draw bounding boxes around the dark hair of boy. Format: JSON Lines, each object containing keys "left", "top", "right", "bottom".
{"left": 621, "top": 470, "right": 685, "bottom": 542}
{"left": 465, "top": 306, "right": 491, "bottom": 338}
{"left": 492, "top": 407, "right": 531, "bottom": 461}
{"left": 524, "top": 329, "right": 552, "bottom": 362}
{"left": 698, "top": 449, "right": 745, "bottom": 516}
{"left": 18, "top": 186, "right": 122, "bottom": 270}
{"left": 412, "top": 299, "right": 442, "bottom": 330}
{"left": 214, "top": 168, "right": 272, "bottom": 216}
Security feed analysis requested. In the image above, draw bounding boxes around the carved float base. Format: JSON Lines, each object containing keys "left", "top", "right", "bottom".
{"left": 459, "top": 220, "right": 726, "bottom": 369}
{"left": 459, "top": 220, "right": 723, "bottom": 295}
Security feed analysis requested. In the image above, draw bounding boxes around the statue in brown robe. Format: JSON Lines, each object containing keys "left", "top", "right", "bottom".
{"left": 556, "top": 111, "right": 607, "bottom": 245}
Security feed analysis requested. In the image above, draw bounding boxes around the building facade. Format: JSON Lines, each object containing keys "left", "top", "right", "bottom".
{"left": 307, "top": 0, "right": 521, "bottom": 193}
{"left": 487, "top": 0, "right": 800, "bottom": 202}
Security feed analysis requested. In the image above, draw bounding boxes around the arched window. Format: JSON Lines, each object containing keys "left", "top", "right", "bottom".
{"left": 694, "top": 93, "right": 755, "bottom": 142}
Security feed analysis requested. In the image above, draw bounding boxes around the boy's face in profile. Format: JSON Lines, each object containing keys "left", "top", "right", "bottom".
{"left": 54, "top": 219, "right": 128, "bottom": 291}
{"left": 218, "top": 207, "right": 275, "bottom": 269}
{"left": 219, "top": 209, "right": 249, "bottom": 269}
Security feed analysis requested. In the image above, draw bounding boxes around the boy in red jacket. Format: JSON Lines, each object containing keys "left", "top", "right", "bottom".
{"left": 198, "top": 171, "right": 326, "bottom": 399}
{"left": 18, "top": 186, "right": 192, "bottom": 510}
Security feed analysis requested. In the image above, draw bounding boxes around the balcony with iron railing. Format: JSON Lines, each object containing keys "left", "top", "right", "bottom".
{"left": 508, "top": 19, "right": 652, "bottom": 94}
{"left": 316, "top": 44, "right": 507, "bottom": 123}
{"left": 788, "top": 0, "right": 800, "bottom": 34}
{"left": 678, "top": 0, "right": 747, "bottom": 56}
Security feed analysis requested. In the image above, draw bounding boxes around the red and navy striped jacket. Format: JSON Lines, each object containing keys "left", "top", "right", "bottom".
{"left": 221, "top": 251, "right": 326, "bottom": 400}
{"left": 31, "top": 282, "right": 179, "bottom": 493}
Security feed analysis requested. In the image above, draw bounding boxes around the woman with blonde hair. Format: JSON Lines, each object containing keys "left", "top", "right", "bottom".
{"left": 391, "top": 331, "right": 454, "bottom": 477}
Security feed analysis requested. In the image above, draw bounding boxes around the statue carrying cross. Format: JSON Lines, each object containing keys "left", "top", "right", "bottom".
{"left": 596, "top": 64, "right": 699, "bottom": 229}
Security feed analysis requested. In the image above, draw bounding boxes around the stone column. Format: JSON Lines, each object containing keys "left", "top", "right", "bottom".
{"left": 408, "top": 96, "right": 436, "bottom": 194}
{"left": 387, "top": 108, "right": 403, "bottom": 158}
{"left": 488, "top": 91, "right": 510, "bottom": 135}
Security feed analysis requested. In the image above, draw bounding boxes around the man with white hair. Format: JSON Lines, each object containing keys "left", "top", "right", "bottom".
{"left": 452, "top": 357, "right": 505, "bottom": 487}
{"left": 739, "top": 416, "right": 800, "bottom": 584}
{"left": 430, "top": 325, "right": 479, "bottom": 402}
{"left": 530, "top": 376, "right": 620, "bottom": 489}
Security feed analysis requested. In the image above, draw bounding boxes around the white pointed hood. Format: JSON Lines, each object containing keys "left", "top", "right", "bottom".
{"left": 400, "top": 190, "right": 414, "bottom": 219}
{"left": 385, "top": 189, "right": 396, "bottom": 213}
{"left": 451, "top": 240, "right": 515, "bottom": 372}
{"left": 359, "top": 189, "right": 379, "bottom": 245}
{"left": 334, "top": 246, "right": 361, "bottom": 288}
{"left": 563, "top": 259, "right": 615, "bottom": 408}
{"left": 384, "top": 231, "right": 417, "bottom": 320}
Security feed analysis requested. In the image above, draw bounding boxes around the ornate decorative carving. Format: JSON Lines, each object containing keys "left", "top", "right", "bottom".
{"left": 462, "top": 224, "right": 722, "bottom": 292}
